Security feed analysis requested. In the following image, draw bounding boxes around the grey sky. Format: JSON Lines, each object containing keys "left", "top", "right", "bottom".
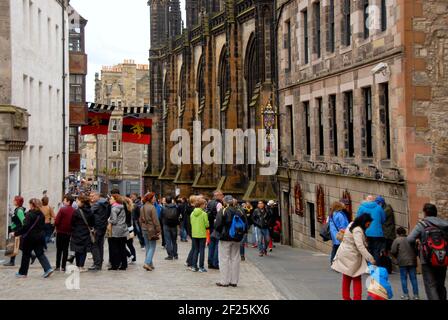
{"left": 70, "top": 0, "right": 186, "bottom": 102}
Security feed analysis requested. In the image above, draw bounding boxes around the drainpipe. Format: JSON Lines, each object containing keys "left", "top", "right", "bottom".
{"left": 61, "top": 0, "right": 67, "bottom": 198}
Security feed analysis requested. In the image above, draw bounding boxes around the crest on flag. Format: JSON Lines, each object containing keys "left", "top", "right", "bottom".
{"left": 122, "top": 115, "right": 152, "bottom": 145}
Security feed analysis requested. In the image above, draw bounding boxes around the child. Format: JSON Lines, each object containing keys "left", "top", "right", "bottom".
{"left": 367, "top": 265, "right": 393, "bottom": 300}
{"left": 190, "top": 198, "right": 209, "bottom": 273}
{"left": 390, "top": 227, "right": 420, "bottom": 300}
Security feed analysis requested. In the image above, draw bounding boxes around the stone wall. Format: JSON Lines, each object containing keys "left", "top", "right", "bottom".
{"left": 0, "top": 0, "right": 11, "bottom": 105}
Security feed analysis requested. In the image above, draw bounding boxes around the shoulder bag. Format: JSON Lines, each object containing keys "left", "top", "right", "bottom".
{"left": 79, "top": 209, "right": 96, "bottom": 244}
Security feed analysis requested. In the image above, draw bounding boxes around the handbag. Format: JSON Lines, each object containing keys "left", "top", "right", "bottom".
{"left": 5, "top": 236, "right": 20, "bottom": 257}
{"left": 79, "top": 209, "right": 96, "bottom": 244}
{"left": 336, "top": 229, "right": 345, "bottom": 242}
{"left": 319, "top": 216, "right": 337, "bottom": 242}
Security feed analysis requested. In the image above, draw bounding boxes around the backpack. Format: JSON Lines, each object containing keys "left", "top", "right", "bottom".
{"left": 164, "top": 206, "right": 179, "bottom": 226}
{"left": 229, "top": 209, "right": 247, "bottom": 242}
{"left": 420, "top": 220, "right": 448, "bottom": 267}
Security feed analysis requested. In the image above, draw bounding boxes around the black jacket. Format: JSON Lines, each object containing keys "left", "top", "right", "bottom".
{"left": 206, "top": 199, "right": 222, "bottom": 233}
{"left": 214, "top": 206, "right": 248, "bottom": 242}
{"left": 252, "top": 208, "right": 272, "bottom": 229}
{"left": 91, "top": 199, "right": 109, "bottom": 234}
{"left": 15, "top": 210, "right": 45, "bottom": 246}
{"left": 71, "top": 206, "right": 94, "bottom": 253}
{"left": 161, "top": 204, "right": 180, "bottom": 227}
{"left": 184, "top": 204, "right": 194, "bottom": 237}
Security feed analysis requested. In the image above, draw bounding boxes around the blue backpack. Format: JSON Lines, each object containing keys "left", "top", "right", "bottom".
{"left": 229, "top": 210, "right": 246, "bottom": 242}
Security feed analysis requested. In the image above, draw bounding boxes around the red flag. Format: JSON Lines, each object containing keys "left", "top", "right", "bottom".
{"left": 81, "top": 111, "right": 111, "bottom": 135}
{"left": 122, "top": 117, "right": 152, "bottom": 145}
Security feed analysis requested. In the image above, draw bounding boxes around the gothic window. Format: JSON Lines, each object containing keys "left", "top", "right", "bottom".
{"left": 197, "top": 56, "right": 206, "bottom": 117}
{"left": 179, "top": 64, "right": 187, "bottom": 118}
{"left": 262, "top": 6, "right": 273, "bottom": 80}
{"left": 218, "top": 47, "right": 230, "bottom": 112}
{"left": 245, "top": 34, "right": 261, "bottom": 116}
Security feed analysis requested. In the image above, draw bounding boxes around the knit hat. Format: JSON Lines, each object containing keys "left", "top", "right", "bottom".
{"left": 375, "top": 196, "right": 386, "bottom": 206}
{"left": 223, "top": 195, "right": 234, "bottom": 205}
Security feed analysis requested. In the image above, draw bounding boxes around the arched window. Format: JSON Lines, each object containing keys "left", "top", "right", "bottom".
{"left": 262, "top": 6, "right": 273, "bottom": 81}
{"left": 245, "top": 34, "right": 260, "bottom": 181}
{"left": 218, "top": 46, "right": 230, "bottom": 111}
{"left": 197, "top": 56, "right": 206, "bottom": 117}
{"left": 179, "top": 64, "right": 187, "bottom": 119}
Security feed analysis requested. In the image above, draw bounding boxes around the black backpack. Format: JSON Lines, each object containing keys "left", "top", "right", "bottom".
{"left": 164, "top": 206, "right": 179, "bottom": 226}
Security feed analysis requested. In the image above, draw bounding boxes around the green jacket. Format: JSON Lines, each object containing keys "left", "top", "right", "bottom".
{"left": 10, "top": 207, "right": 26, "bottom": 231}
{"left": 190, "top": 208, "right": 209, "bottom": 239}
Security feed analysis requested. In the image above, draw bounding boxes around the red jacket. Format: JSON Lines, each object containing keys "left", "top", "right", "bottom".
{"left": 55, "top": 206, "right": 75, "bottom": 235}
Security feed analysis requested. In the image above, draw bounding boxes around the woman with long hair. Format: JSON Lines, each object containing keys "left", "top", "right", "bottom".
{"left": 140, "top": 192, "right": 161, "bottom": 271}
{"left": 332, "top": 214, "right": 376, "bottom": 300}
{"left": 70, "top": 195, "right": 94, "bottom": 272}
{"left": 328, "top": 201, "right": 350, "bottom": 266}
{"left": 108, "top": 194, "right": 129, "bottom": 270}
{"left": 13, "top": 199, "right": 53, "bottom": 278}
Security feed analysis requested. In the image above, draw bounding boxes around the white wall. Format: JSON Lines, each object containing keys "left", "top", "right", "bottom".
{"left": 10, "top": 0, "right": 69, "bottom": 208}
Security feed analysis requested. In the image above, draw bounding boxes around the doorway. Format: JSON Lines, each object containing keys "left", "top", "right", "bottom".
{"left": 308, "top": 202, "right": 316, "bottom": 239}
{"left": 7, "top": 158, "right": 20, "bottom": 237}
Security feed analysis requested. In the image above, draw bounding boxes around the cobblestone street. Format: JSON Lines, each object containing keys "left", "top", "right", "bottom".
{"left": 0, "top": 240, "right": 283, "bottom": 300}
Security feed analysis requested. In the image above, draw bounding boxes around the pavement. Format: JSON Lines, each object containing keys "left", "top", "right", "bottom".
{"left": 0, "top": 240, "right": 283, "bottom": 300}
{"left": 244, "top": 242, "right": 445, "bottom": 300}
{"left": 1, "top": 237, "right": 446, "bottom": 300}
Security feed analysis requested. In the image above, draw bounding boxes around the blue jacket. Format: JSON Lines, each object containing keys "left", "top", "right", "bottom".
{"left": 356, "top": 201, "right": 386, "bottom": 237}
{"left": 329, "top": 211, "right": 349, "bottom": 245}
{"left": 154, "top": 203, "right": 162, "bottom": 220}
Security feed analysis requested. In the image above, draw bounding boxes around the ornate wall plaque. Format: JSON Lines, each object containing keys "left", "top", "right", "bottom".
{"left": 316, "top": 185, "right": 325, "bottom": 223}
{"left": 294, "top": 183, "right": 304, "bottom": 216}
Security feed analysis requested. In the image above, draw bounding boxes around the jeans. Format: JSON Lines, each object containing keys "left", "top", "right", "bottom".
{"left": 330, "top": 244, "right": 340, "bottom": 266}
{"left": 143, "top": 233, "right": 157, "bottom": 266}
{"left": 186, "top": 243, "right": 194, "bottom": 267}
{"left": 240, "top": 234, "right": 248, "bottom": 256}
{"left": 366, "top": 237, "right": 386, "bottom": 263}
{"left": 19, "top": 240, "right": 52, "bottom": 276}
{"left": 257, "top": 228, "right": 271, "bottom": 253}
{"left": 44, "top": 224, "right": 54, "bottom": 244}
{"left": 133, "top": 219, "right": 145, "bottom": 248}
{"left": 180, "top": 225, "right": 188, "bottom": 241}
{"left": 208, "top": 237, "right": 219, "bottom": 267}
{"left": 126, "top": 238, "right": 136, "bottom": 261}
{"left": 252, "top": 226, "right": 259, "bottom": 244}
{"left": 399, "top": 266, "right": 419, "bottom": 296}
{"left": 91, "top": 233, "right": 105, "bottom": 268}
{"left": 56, "top": 233, "right": 71, "bottom": 270}
{"left": 342, "top": 274, "right": 362, "bottom": 300}
{"left": 75, "top": 252, "right": 87, "bottom": 268}
{"left": 192, "top": 238, "right": 206, "bottom": 269}
{"left": 422, "top": 264, "right": 447, "bottom": 300}
{"left": 164, "top": 225, "right": 178, "bottom": 258}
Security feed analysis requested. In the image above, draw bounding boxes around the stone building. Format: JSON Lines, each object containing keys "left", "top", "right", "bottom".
{"left": 276, "top": 0, "right": 448, "bottom": 252}
{"left": 68, "top": 6, "right": 88, "bottom": 176}
{"left": 93, "top": 60, "right": 150, "bottom": 195}
{"left": 145, "top": 0, "right": 278, "bottom": 200}
{"left": 0, "top": 0, "right": 69, "bottom": 243}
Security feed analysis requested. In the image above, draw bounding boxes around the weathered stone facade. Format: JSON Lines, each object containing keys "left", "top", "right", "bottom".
{"left": 146, "top": 0, "right": 278, "bottom": 200}
{"left": 92, "top": 60, "right": 150, "bottom": 195}
{"left": 276, "top": 0, "right": 448, "bottom": 252}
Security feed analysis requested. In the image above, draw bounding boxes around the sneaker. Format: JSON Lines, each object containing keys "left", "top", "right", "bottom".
{"left": 199, "top": 268, "right": 207, "bottom": 273}
{"left": 78, "top": 267, "right": 88, "bottom": 273}
{"left": 413, "top": 295, "right": 420, "bottom": 300}
{"left": 165, "top": 256, "right": 174, "bottom": 261}
{"left": 3, "top": 262, "right": 15, "bottom": 267}
{"left": 229, "top": 284, "right": 238, "bottom": 288}
{"left": 15, "top": 272, "right": 27, "bottom": 279}
{"left": 190, "top": 267, "right": 199, "bottom": 272}
{"left": 88, "top": 266, "right": 101, "bottom": 271}
{"left": 43, "top": 269, "right": 54, "bottom": 278}
{"left": 400, "top": 295, "right": 410, "bottom": 300}
{"left": 241, "top": 256, "right": 246, "bottom": 261}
